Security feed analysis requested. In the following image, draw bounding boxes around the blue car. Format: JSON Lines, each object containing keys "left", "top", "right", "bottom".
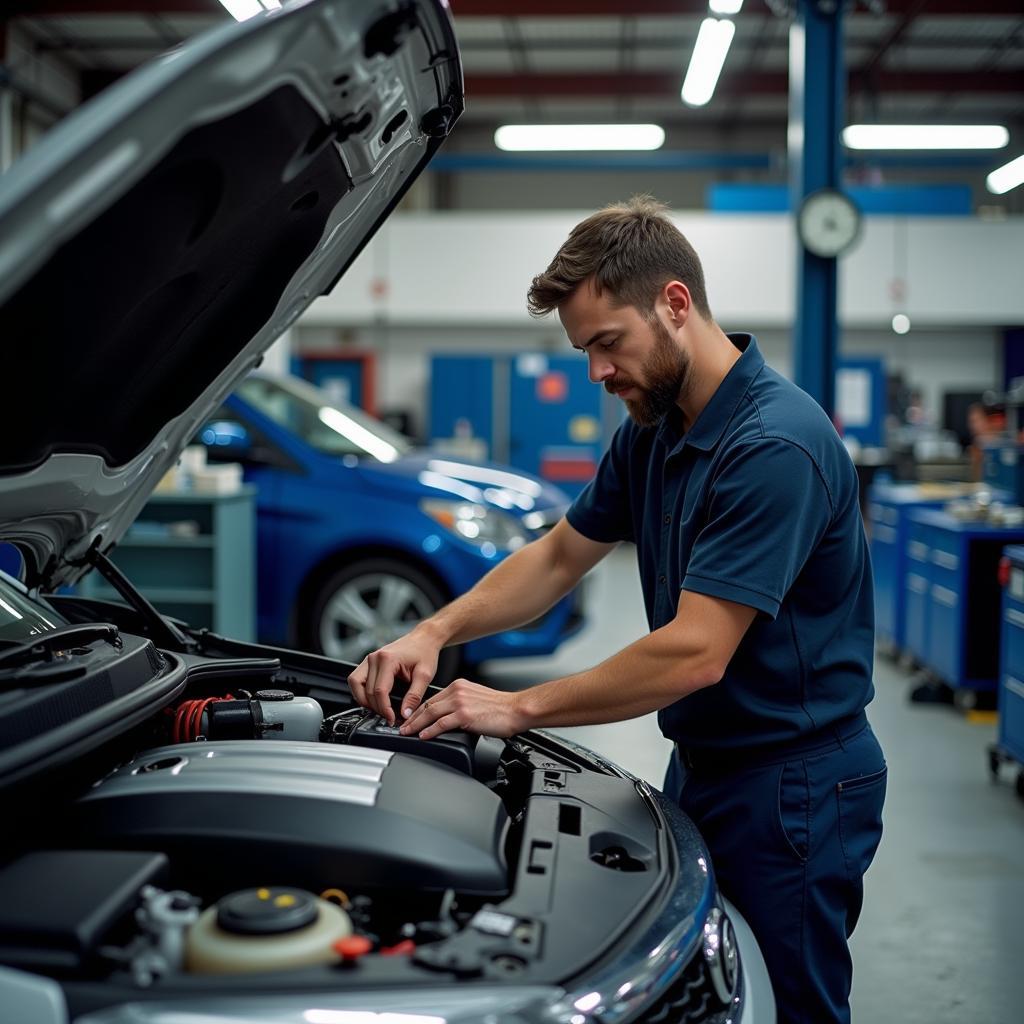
{"left": 198, "top": 373, "right": 585, "bottom": 678}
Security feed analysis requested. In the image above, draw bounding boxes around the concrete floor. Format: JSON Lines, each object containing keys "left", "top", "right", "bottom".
{"left": 481, "top": 544, "right": 1024, "bottom": 1023}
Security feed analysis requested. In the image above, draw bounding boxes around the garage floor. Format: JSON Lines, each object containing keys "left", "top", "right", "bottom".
{"left": 481, "top": 543, "right": 1024, "bottom": 1024}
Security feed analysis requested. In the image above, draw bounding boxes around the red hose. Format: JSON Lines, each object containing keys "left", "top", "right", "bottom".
{"left": 173, "top": 695, "right": 234, "bottom": 743}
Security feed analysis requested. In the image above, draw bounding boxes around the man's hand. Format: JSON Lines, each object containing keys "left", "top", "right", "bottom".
{"left": 347, "top": 627, "right": 444, "bottom": 726}
{"left": 399, "top": 678, "right": 530, "bottom": 740}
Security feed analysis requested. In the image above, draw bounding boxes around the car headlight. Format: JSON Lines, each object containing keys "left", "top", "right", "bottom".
{"left": 420, "top": 499, "right": 530, "bottom": 552}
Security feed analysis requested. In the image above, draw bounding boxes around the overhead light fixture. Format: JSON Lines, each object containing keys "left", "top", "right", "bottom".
{"left": 494, "top": 124, "right": 665, "bottom": 152}
{"left": 987, "top": 153, "right": 1024, "bottom": 195}
{"left": 843, "top": 124, "right": 1009, "bottom": 150}
{"left": 709, "top": 0, "right": 744, "bottom": 13}
{"left": 218, "top": 0, "right": 280, "bottom": 21}
{"left": 681, "top": 18, "right": 736, "bottom": 108}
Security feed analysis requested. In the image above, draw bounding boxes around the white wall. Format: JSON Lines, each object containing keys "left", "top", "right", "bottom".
{"left": 302, "top": 212, "right": 1024, "bottom": 329}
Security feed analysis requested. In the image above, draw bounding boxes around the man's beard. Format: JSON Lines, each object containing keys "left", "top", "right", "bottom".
{"left": 610, "top": 317, "right": 692, "bottom": 427}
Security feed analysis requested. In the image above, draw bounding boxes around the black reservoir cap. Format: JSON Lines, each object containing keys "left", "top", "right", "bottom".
{"left": 216, "top": 887, "right": 318, "bottom": 935}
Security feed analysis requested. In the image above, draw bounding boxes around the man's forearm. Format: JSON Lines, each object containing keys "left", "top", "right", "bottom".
{"left": 516, "top": 620, "right": 724, "bottom": 728}
{"left": 419, "top": 537, "right": 578, "bottom": 648}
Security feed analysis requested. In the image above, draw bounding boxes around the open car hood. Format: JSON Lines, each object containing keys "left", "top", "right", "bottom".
{"left": 0, "top": 0, "right": 462, "bottom": 589}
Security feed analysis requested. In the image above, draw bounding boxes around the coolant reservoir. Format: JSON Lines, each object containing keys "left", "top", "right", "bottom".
{"left": 255, "top": 691, "right": 323, "bottom": 741}
{"left": 200, "top": 691, "right": 323, "bottom": 742}
{"left": 185, "top": 887, "right": 352, "bottom": 973}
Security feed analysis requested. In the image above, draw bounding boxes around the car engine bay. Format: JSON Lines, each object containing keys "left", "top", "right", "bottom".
{"left": 0, "top": 597, "right": 721, "bottom": 1022}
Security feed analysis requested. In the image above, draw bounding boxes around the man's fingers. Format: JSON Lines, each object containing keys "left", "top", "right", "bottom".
{"left": 368, "top": 653, "right": 398, "bottom": 726}
{"left": 401, "top": 689, "right": 442, "bottom": 735}
{"left": 347, "top": 659, "right": 370, "bottom": 708}
{"left": 417, "top": 711, "right": 460, "bottom": 741}
{"left": 401, "top": 664, "right": 434, "bottom": 721}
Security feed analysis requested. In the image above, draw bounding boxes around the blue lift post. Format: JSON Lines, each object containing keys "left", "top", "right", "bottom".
{"left": 789, "top": 0, "right": 845, "bottom": 417}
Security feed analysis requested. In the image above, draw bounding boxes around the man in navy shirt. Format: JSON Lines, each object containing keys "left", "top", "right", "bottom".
{"left": 349, "top": 197, "right": 886, "bottom": 1024}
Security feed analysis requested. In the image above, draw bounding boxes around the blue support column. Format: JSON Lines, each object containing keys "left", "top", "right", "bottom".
{"left": 789, "top": 0, "right": 845, "bottom": 417}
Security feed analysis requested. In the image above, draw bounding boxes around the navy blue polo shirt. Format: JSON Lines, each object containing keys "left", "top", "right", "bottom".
{"left": 567, "top": 334, "right": 874, "bottom": 750}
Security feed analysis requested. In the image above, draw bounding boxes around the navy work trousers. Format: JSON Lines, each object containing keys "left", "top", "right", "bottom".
{"left": 664, "top": 722, "right": 886, "bottom": 1024}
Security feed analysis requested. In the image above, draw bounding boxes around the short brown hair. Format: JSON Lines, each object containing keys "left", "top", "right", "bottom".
{"left": 527, "top": 195, "right": 712, "bottom": 321}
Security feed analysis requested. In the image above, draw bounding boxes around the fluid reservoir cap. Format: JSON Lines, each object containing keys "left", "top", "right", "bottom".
{"left": 255, "top": 689, "right": 294, "bottom": 702}
{"left": 216, "top": 888, "right": 319, "bottom": 935}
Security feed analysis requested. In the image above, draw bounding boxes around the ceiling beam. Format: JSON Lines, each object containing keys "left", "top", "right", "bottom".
{"left": 464, "top": 69, "right": 1024, "bottom": 98}
{"left": 858, "top": 0, "right": 928, "bottom": 79}
{"left": 6, "top": 0, "right": 1023, "bottom": 15}
{"left": 451, "top": 0, "right": 1024, "bottom": 15}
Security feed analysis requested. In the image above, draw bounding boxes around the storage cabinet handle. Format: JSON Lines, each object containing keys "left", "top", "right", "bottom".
{"left": 1005, "top": 677, "right": 1024, "bottom": 700}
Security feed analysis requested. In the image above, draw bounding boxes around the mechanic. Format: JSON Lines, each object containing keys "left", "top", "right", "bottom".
{"left": 348, "top": 196, "right": 886, "bottom": 1024}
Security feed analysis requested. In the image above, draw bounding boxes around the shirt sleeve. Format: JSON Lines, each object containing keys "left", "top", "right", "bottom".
{"left": 565, "top": 422, "right": 635, "bottom": 544}
{"left": 682, "top": 437, "right": 833, "bottom": 619}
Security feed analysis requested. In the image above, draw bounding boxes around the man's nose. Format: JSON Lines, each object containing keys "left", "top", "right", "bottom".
{"left": 588, "top": 352, "right": 614, "bottom": 384}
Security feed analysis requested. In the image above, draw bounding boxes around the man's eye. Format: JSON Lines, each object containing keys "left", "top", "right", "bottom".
{"left": 600, "top": 338, "right": 618, "bottom": 350}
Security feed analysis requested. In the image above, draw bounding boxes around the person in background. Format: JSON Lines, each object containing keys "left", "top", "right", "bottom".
{"left": 966, "top": 402, "right": 1005, "bottom": 482}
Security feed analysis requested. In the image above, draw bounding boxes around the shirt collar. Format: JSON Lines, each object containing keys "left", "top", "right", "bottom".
{"left": 656, "top": 333, "right": 764, "bottom": 454}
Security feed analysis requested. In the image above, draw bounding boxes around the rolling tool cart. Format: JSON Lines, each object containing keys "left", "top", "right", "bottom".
{"left": 904, "top": 509, "right": 1024, "bottom": 708}
{"left": 989, "top": 544, "right": 1024, "bottom": 799}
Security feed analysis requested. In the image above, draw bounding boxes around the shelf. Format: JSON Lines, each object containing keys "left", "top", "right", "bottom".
{"left": 119, "top": 535, "right": 215, "bottom": 548}
{"left": 89, "top": 585, "right": 216, "bottom": 604}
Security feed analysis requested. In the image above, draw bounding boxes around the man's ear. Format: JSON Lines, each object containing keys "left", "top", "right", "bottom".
{"left": 663, "top": 280, "right": 693, "bottom": 327}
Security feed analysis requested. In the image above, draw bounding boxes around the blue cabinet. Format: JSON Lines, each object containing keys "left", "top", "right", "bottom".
{"left": 79, "top": 489, "right": 256, "bottom": 640}
{"left": 430, "top": 353, "right": 619, "bottom": 497}
{"left": 998, "top": 546, "right": 1024, "bottom": 765}
{"left": 905, "top": 509, "right": 1024, "bottom": 693}
{"left": 867, "top": 482, "right": 947, "bottom": 652}
{"left": 902, "top": 513, "right": 934, "bottom": 665}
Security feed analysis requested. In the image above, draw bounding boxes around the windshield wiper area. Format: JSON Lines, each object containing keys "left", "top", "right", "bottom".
{"left": 0, "top": 622, "right": 122, "bottom": 671}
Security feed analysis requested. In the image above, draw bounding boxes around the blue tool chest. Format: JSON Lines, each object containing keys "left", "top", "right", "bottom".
{"left": 904, "top": 509, "right": 1024, "bottom": 695}
{"left": 866, "top": 482, "right": 948, "bottom": 653}
{"left": 998, "top": 545, "right": 1024, "bottom": 765}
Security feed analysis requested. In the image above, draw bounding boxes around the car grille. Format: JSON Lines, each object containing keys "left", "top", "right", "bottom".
{"left": 636, "top": 955, "right": 729, "bottom": 1024}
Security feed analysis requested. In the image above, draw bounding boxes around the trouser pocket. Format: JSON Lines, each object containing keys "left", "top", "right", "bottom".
{"left": 836, "top": 763, "right": 887, "bottom": 934}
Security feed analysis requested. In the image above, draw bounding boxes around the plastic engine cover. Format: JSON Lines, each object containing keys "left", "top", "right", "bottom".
{"left": 70, "top": 742, "right": 509, "bottom": 896}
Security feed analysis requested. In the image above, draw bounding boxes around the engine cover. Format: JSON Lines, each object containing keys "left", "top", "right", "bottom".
{"left": 70, "top": 741, "right": 509, "bottom": 896}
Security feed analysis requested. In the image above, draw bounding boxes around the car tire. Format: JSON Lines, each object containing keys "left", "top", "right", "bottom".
{"left": 307, "top": 557, "right": 462, "bottom": 685}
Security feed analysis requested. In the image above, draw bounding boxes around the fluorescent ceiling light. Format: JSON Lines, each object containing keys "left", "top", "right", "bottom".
{"left": 987, "top": 152, "right": 1024, "bottom": 194}
{"left": 681, "top": 18, "right": 736, "bottom": 108}
{"left": 494, "top": 124, "right": 665, "bottom": 152}
{"left": 218, "top": 0, "right": 279, "bottom": 21}
{"left": 709, "top": 0, "right": 744, "bottom": 13}
{"left": 843, "top": 124, "right": 1009, "bottom": 150}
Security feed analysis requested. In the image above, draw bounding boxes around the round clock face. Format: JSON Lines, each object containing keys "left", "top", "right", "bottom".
{"left": 797, "top": 189, "right": 862, "bottom": 258}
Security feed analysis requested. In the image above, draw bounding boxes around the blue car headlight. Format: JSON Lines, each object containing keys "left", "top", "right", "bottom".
{"left": 420, "top": 499, "right": 530, "bottom": 553}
